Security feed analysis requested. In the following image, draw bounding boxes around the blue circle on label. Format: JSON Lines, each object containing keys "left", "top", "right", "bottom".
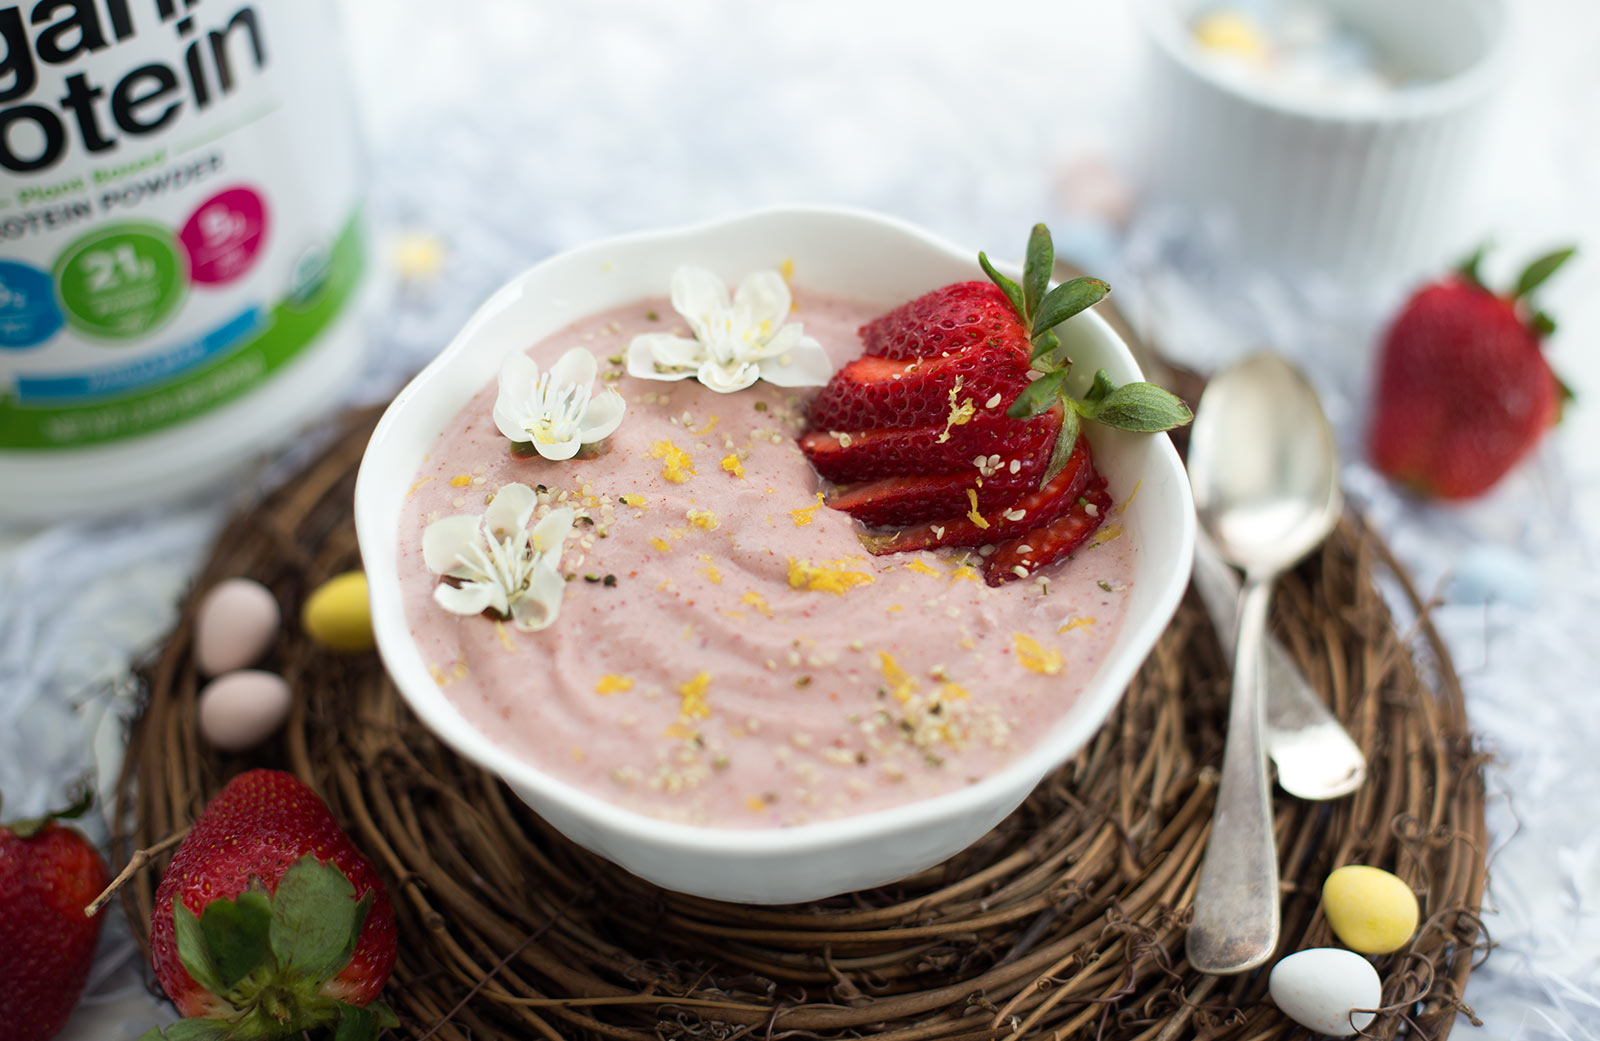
{"left": 0, "top": 259, "right": 64, "bottom": 349}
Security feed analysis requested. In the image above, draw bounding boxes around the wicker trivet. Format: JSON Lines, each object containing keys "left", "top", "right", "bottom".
{"left": 115, "top": 406, "right": 1489, "bottom": 1041}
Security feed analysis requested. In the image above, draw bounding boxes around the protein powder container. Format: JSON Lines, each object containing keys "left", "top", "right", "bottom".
{"left": 0, "top": 0, "right": 369, "bottom": 519}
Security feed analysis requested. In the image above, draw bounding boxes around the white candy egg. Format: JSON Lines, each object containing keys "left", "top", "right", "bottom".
{"left": 1269, "top": 948, "right": 1381, "bottom": 1036}
{"left": 198, "top": 670, "right": 292, "bottom": 751}
{"left": 194, "top": 578, "right": 281, "bottom": 675}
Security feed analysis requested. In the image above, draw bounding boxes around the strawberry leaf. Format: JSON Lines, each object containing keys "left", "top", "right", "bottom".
{"left": 1029, "top": 329, "right": 1067, "bottom": 368}
{"left": 1083, "top": 369, "right": 1117, "bottom": 405}
{"left": 198, "top": 889, "right": 273, "bottom": 989}
{"left": 268, "top": 854, "right": 368, "bottom": 985}
{"left": 1514, "top": 246, "right": 1577, "bottom": 299}
{"left": 1532, "top": 310, "right": 1558, "bottom": 338}
{"left": 5, "top": 785, "right": 94, "bottom": 838}
{"left": 979, "top": 252, "right": 1025, "bottom": 319}
{"left": 334, "top": 1002, "right": 378, "bottom": 1041}
{"left": 137, "top": 1022, "right": 234, "bottom": 1041}
{"left": 1007, "top": 369, "right": 1071, "bottom": 419}
{"left": 1032, "top": 278, "right": 1109, "bottom": 339}
{"left": 1455, "top": 243, "right": 1490, "bottom": 292}
{"left": 1040, "top": 405, "right": 1081, "bottom": 487}
{"left": 1023, "top": 223, "right": 1053, "bottom": 326}
{"left": 370, "top": 1000, "right": 400, "bottom": 1028}
{"left": 173, "top": 899, "right": 228, "bottom": 998}
{"left": 1081, "top": 380, "right": 1193, "bottom": 432}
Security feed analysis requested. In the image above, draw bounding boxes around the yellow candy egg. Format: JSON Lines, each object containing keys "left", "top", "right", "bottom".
{"left": 1193, "top": 10, "right": 1270, "bottom": 63}
{"left": 301, "top": 571, "right": 375, "bottom": 652}
{"left": 1322, "top": 865, "right": 1419, "bottom": 955}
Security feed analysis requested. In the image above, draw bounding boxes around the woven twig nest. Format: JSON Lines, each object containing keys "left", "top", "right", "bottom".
{"left": 116, "top": 406, "right": 1488, "bottom": 1041}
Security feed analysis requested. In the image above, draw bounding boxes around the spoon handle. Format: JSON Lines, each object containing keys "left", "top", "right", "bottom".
{"left": 1187, "top": 574, "right": 1281, "bottom": 975}
{"left": 1191, "top": 536, "right": 1367, "bottom": 801}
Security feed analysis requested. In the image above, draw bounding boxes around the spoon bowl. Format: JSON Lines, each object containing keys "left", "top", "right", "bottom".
{"left": 1189, "top": 356, "right": 1343, "bottom": 579}
{"left": 1185, "top": 353, "right": 1343, "bottom": 975}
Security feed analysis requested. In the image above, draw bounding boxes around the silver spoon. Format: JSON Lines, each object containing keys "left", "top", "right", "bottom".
{"left": 1185, "top": 353, "right": 1343, "bottom": 975}
{"left": 1191, "top": 533, "right": 1366, "bottom": 801}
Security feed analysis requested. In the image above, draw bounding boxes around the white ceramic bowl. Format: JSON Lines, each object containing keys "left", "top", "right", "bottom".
{"left": 355, "top": 206, "right": 1196, "bottom": 904}
{"left": 1135, "top": 0, "right": 1510, "bottom": 285}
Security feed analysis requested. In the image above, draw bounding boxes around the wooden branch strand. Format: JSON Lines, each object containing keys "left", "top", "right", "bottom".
{"left": 86, "top": 828, "right": 190, "bottom": 917}
{"left": 110, "top": 403, "right": 1490, "bottom": 1041}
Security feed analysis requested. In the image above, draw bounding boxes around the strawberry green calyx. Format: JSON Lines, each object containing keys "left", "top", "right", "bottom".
{"left": 1456, "top": 241, "right": 1577, "bottom": 311}
{"left": 987, "top": 223, "right": 1192, "bottom": 484}
{"left": 1, "top": 786, "right": 94, "bottom": 840}
{"left": 138, "top": 855, "right": 397, "bottom": 1041}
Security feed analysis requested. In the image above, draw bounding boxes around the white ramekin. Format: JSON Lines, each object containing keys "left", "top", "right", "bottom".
{"left": 354, "top": 206, "right": 1195, "bottom": 904}
{"left": 1135, "top": 0, "right": 1510, "bottom": 285}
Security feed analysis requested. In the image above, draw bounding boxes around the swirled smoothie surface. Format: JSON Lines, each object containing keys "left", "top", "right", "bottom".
{"left": 398, "top": 291, "right": 1137, "bottom": 827}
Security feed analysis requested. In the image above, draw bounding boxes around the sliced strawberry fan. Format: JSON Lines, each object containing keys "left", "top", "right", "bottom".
{"left": 799, "top": 223, "right": 1192, "bottom": 585}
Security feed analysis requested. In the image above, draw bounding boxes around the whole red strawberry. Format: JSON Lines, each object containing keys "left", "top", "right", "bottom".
{"left": 800, "top": 223, "right": 1191, "bottom": 584}
{"left": 0, "top": 791, "right": 109, "bottom": 1041}
{"left": 144, "top": 770, "right": 396, "bottom": 1041}
{"left": 1369, "top": 246, "right": 1576, "bottom": 499}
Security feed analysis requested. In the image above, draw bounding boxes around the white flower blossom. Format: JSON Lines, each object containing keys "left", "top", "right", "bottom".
{"left": 626, "top": 266, "right": 832, "bottom": 393}
{"left": 493, "top": 347, "right": 625, "bottom": 460}
{"left": 421, "top": 483, "right": 574, "bottom": 632}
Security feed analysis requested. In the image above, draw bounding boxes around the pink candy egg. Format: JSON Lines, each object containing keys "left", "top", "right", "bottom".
{"left": 194, "top": 578, "right": 280, "bottom": 675}
{"left": 198, "top": 670, "right": 293, "bottom": 751}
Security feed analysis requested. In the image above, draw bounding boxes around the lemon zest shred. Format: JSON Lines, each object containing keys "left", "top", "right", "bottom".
{"left": 741, "top": 591, "right": 773, "bottom": 617}
{"left": 1013, "top": 633, "right": 1064, "bottom": 676}
{"left": 903, "top": 558, "right": 942, "bottom": 578}
{"left": 687, "top": 508, "right": 720, "bottom": 530}
{"left": 791, "top": 492, "right": 826, "bottom": 526}
{"left": 594, "top": 674, "right": 634, "bottom": 695}
{"left": 787, "top": 557, "right": 874, "bottom": 594}
{"left": 878, "top": 652, "right": 918, "bottom": 704}
{"left": 449, "top": 473, "right": 472, "bottom": 487}
{"left": 648, "top": 440, "right": 696, "bottom": 483}
{"left": 1089, "top": 524, "right": 1124, "bottom": 548}
{"left": 965, "top": 489, "right": 991, "bottom": 529}
{"left": 937, "top": 377, "right": 976, "bottom": 443}
{"left": 678, "top": 672, "right": 712, "bottom": 721}
{"left": 407, "top": 476, "right": 434, "bottom": 496}
{"left": 720, "top": 454, "right": 746, "bottom": 478}
{"left": 1058, "top": 617, "right": 1096, "bottom": 634}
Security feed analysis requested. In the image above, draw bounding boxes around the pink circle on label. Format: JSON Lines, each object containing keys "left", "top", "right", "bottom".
{"left": 179, "top": 186, "right": 268, "bottom": 286}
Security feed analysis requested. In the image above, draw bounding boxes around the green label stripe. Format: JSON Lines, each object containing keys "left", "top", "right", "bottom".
{"left": 0, "top": 213, "right": 365, "bottom": 450}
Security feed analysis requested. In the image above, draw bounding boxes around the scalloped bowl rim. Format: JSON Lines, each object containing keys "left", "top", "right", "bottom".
{"left": 355, "top": 204, "right": 1195, "bottom": 861}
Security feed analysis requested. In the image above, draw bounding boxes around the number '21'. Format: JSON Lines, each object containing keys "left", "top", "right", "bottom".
{"left": 81, "top": 246, "right": 155, "bottom": 290}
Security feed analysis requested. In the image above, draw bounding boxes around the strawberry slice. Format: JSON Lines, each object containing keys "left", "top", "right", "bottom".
{"left": 806, "top": 342, "right": 1032, "bottom": 431}
{"left": 983, "top": 476, "right": 1112, "bottom": 585}
{"left": 860, "top": 439, "right": 1095, "bottom": 553}
{"left": 860, "top": 281, "right": 1029, "bottom": 361}
{"left": 826, "top": 470, "right": 1046, "bottom": 527}
{"left": 799, "top": 409, "right": 1059, "bottom": 484}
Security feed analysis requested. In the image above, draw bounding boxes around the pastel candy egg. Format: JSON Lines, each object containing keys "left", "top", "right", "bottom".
{"left": 1192, "top": 9, "right": 1270, "bottom": 63}
{"left": 198, "top": 670, "right": 292, "bottom": 751}
{"left": 1269, "top": 948, "right": 1381, "bottom": 1036}
{"left": 1322, "top": 865, "right": 1419, "bottom": 954}
{"left": 193, "top": 578, "right": 281, "bottom": 676}
{"left": 302, "top": 571, "right": 375, "bottom": 652}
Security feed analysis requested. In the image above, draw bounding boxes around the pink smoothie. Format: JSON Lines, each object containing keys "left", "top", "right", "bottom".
{"left": 397, "top": 291, "right": 1138, "bottom": 828}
